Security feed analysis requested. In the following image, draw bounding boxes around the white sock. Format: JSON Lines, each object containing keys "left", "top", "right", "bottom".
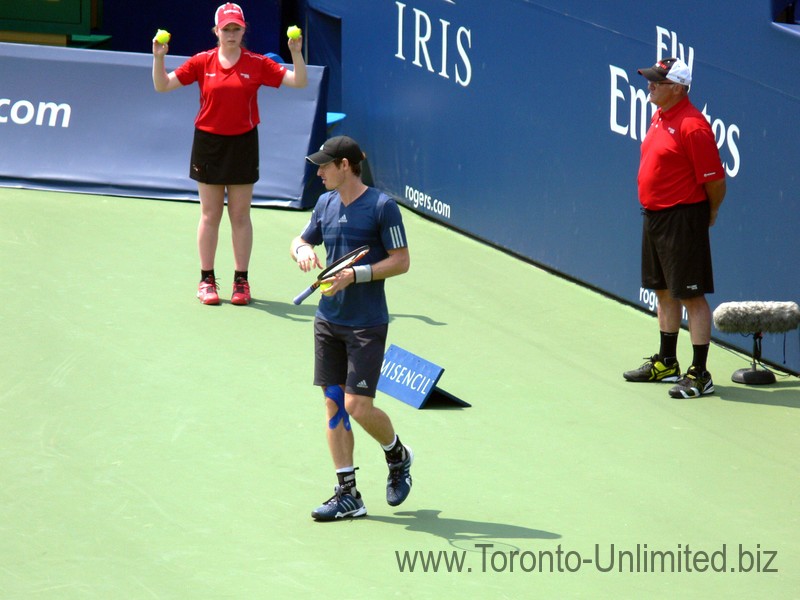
{"left": 380, "top": 434, "right": 399, "bottom": 452}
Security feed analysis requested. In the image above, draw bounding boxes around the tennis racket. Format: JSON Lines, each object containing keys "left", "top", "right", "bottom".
{"left": 292, "top": 245, "right": 370, "bottom": 305}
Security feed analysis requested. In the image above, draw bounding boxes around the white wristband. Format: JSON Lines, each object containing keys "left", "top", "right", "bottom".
{"left": 295, "top": 243, "right": 312, "bottom": 256}
{"left": 352, "top": 264, "right": 373, "bottom": 283}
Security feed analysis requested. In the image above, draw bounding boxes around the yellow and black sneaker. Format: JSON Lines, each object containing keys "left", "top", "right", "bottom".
{"left": 623, "top": 354, "right": 681, "bottom": 383}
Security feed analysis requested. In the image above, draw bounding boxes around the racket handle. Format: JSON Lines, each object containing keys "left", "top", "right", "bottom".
{"left": 293, "top": 285, "right": 316, "bottom": 305}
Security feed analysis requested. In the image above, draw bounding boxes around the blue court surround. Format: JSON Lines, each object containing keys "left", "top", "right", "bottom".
{"left": 303, "top": 0, "right": 800, "bottom": 373}
{"left": 0, "top": 43, "right": 329, "bottom": 208}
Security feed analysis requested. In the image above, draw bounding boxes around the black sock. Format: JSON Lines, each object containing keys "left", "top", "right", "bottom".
{"left": 234, "top": 271, "right": 248, "bottom": 282}
{"left": 384, "top": 436, "right": 405, "bottom": 463}
{"left": 659, "top": 331, "right": 679, "bottom": 365}
{"left": 692, "top": 344, "right": 710, "bottom": 372}
{"left": 336, "top": 468, "right": 357, "bottom": 495}
{"left": 201, "top": 269, "right": 215, "bottom": 282}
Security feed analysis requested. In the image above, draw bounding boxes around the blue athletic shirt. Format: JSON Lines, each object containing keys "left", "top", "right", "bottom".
{"left": 300, "top": 187, "right": 407, "bottom": 327}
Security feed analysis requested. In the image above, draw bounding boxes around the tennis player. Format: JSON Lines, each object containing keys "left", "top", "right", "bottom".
{"left": 152, "top": 3, "right": 307, "bottom": 305}
{"left": 290, "top": 136, "right": 413, "bottom": 521}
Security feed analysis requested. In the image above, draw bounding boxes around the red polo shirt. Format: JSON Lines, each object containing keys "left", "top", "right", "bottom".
{"left": 175, "top": 49, "right": 287, "bottom": 135}
{"left": 638, "top": 96, "right": 724, "bottom": 211}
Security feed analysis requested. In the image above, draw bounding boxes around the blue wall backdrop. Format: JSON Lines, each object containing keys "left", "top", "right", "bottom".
{"left": 302, "top": 0, "right": 800, "bottom": 373}
{"left": 1, "top": 0, "right": 798, "bottom": 371}
{"left": 0, "top": 43, "right": 328, "bottom": 208}
{"left": 94, "top": 1, "right": 285, "bottom": 59}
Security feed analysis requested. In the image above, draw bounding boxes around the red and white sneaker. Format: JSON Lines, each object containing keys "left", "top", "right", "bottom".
{"left": 197, "top": 276, "right": 220, "bottom": 305}
{"left": 231, "top": 277, "right": 251, "bottom": 305}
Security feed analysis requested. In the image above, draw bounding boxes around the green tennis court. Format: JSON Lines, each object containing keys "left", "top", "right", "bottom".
{"left": 2, "top": 188, "right": 798, "bottom": 599}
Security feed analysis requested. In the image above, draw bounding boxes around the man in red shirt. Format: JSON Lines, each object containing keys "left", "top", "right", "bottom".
{"left": 623, "top": 57, "right": 727, "bottom": 398}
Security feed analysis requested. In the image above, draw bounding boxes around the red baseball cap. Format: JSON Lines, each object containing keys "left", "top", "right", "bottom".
{"left": 215, "top": 3, "right": 246, "bottom": 29}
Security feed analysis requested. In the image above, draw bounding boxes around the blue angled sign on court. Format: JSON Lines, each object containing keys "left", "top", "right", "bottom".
{"left": 378, "top": 344, "right": 469, "bottom": 409}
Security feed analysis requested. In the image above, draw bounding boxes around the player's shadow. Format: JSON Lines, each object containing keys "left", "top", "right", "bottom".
{"left": 389, "top": 314, "right": 448, "bottom": 326}
{"left": 249, "top": 298, "right": 316, "bottom": 321}
{"left": 248, "top": 299, "right": 447, "bottom": 326}
{"left": 368, "top": 509, "right": 560, "bottom": 551}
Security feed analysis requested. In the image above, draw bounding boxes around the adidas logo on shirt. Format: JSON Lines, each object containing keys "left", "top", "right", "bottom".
{"left": 339, "top": 214, "right": 348, "bottom": 224}
{"left": 356, "top": 380, "right": 369, "bottom": 389}
{"left": 389, "top": 225, "right": 405, "bottom": 249}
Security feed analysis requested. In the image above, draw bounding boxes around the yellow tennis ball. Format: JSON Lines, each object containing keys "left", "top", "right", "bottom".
{"left": 287, "top": 25, "right": 302, "bottom": 40}
{"left": 155, "top": 29, "right": 171, "bottom": 44}
{"left": 319, "top": 282, "right": 332, "bottom": 292}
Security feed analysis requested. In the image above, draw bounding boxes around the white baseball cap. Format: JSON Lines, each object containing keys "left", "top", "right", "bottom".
{"left": 638, "top": 57, "right": 692, "bottom": 86}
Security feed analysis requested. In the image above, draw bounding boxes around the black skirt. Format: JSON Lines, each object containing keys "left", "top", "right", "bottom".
{"left": 190, "top": 127, "right": 259, "bottom": 185}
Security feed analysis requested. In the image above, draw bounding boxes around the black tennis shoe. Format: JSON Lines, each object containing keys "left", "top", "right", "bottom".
{"left": 386, "top": 446, "right": 413, "bottom": 506}
{"left": 669, "top": 367, "right": 715, "bottom": 398}
{"left": 311, "top": 486, "right": 367, "bottom": 521}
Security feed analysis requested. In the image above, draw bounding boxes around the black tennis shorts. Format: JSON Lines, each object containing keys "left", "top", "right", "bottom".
{"left": 641, "top": 201, "right": 714, "bottom": 299}
{"left": 313, "top": 318, "right": 389, "bottom": 397}
{"left": 190, "top": 127, "right": 259, "bottom": 185}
